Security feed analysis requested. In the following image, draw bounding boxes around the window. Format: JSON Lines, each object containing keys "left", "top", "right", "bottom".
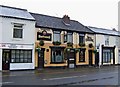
{"left": 53, "top": 31, "right": 61, "bottom": 42}
{"left": 79, "top": 34, "right": 85, "bottom": 43}
{"left": 67, "top": 32, "right": 73, "bottom": 43}
{"left": 51, "top": 49, "right": 64, "bottom": 63}
{"left": 105, "top": 36, "right": 109, "bottom": 45}
{"left": 64, "top": 34, "right": 67, "bottom": 43}
{"left": 13, "top": 24, "right": 23, "bottom": 38}
{"left": 103, "top": 49, "right": 113, "bottom": 63}
{"left": 11, "top": 50, "right": 32, "bottom": 63}
{"left": 79, "top": 49, "right": 85, "bottom": 62}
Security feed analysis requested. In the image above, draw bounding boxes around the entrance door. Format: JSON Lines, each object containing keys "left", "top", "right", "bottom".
{"left": 2, "top": 50, "right": 10, "bottom": 70}
{"left": 95, "top": 52, "right": 99, "bottom": 66}
{"left": 38, "top": 49, "right": 45, "bottom": 68}
{"left": 89, "top": 50, "right": 93, "bottom": 66}
{"left": 67, "top": 49, "right": 76, "bottom": 68}
{"left": 119, "top": 50, "right": 120, "bottom": 64}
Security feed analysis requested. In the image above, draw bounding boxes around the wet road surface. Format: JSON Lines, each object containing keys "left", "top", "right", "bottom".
{"left": 0, "top": 65, "right": 119, "bottom": 86}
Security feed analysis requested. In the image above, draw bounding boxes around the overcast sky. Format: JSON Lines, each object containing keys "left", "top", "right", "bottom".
{"left": 1, "top": 0, "right": 119, "bottom": 30}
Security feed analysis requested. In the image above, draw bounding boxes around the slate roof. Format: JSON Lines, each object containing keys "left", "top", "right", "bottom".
{"left": 30, "top": 12, "right": 93, "bottom": 33}
{"left": 88, "top": 26, "right": 120, "bottom": 36}
{"left": 0, "top": 5, "right": 35, "bottom": 21}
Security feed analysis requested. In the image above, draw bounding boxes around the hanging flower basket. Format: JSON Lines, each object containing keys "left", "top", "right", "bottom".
{"left": 67, "top": 42, "right": 73, "bottom": 47}
{"left": 35, "top": 45, "right": 41, "bottom": 52}
{"left": 52, "top": 41, "right": 61, "bottom": 45}
{"left": 79, "top": 43, "right": 85, "bottom": 47}
{"left": 93, "top": 49, "right": 97, "bottom": 54}
{"left": 75, "top": 48, "right": 80, "bottom": 53}
{"left": 39, "top": 40, "right": 44, "bottom": 46}
{"left": 89, "top": 43, "right": 93, "bottom": 48}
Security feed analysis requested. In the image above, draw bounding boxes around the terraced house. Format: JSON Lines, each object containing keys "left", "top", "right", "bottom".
{"left": 89, "top": 26, "right": 120, "bottom": 66}
{"left": 0, "top": 5, "right": 35, "bottom": 71}
{"left": 31, "top": 13, "right": 96, "bottom": 68}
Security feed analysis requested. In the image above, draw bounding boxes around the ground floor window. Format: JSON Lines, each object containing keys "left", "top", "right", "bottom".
{"left": 11, "top": 50, "right": 32, "bottom": 63}
{"left": 51, "top": 48, "right": 64, "bottom": 63}
{"left": 103, "top": 49, "right": 113, "bottom": 63}
{"left": 79, "top": 49, "right": 85, "bottom": 62}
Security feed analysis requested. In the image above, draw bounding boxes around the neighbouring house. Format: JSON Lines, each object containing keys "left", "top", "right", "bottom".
{"left": 88, "top": 26, "right": 120, "bottom": 66}
{"left": 30, "top": 13, "right": 96, "bottom": 69}
{"left": 118, "top": 31, "right": 120, "bottom": 64}
{"left": 0, "top": 5, "right": 35, "bottom": 71}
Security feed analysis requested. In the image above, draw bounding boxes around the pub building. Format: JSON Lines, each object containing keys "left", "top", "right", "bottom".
{"left": 31, "top": 13, "right": 96, "bottom": 68}
{"left": 0, "top": 5, "right": 35, "bottom": 71}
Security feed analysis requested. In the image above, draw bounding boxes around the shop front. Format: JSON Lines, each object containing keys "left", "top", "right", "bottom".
{"left": 102, "top": 45, "right": 115, "bottom": 65}
{"left": 0, "top": 43, "right": 34, "bottom": 70}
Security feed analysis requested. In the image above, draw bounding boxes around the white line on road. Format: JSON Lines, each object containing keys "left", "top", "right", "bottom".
{"left": 0, "top": 82, "right": 14, "bottom": 85}
{"left": 43, "top": 75, "right": 87, "bottom": 80}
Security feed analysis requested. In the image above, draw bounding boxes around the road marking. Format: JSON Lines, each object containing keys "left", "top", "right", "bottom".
{"left": 43, "top": 75, "right": 87, "bottom": 80}
{"left": 0, "top": 82, "right": 14, "bottom": 85}
{"left": 2, "top": 75, "right": 17, "bottom": 77}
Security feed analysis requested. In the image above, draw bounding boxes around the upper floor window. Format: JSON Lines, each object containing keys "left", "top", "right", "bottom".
{"left": 79, "top": 34, "right": 85, "bottom": 43}
{"left": 53, "top": 31, "right": 61, "bottom": 42}
{"left": 13, "top": 24, "right": 23, "bottom": 39}
{"left": 105, "top": 36, "right": 109, "bottom": 45}
{"left": 67, "top": 32, "right": 73, "bottom": 43}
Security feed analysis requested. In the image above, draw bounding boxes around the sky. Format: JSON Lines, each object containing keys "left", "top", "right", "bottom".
{"left": 1, "top": 0, "right": 119, "bottom": 30}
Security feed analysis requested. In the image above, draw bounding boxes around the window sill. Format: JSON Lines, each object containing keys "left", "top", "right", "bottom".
{"left": 50, "top": 62, "right": 65, "bottom": 64}
{"left": 12, "top": 38, "right": 23, "bottom": 41}
{"left": 79, "top": 61, "right": 85, "bottom": 62}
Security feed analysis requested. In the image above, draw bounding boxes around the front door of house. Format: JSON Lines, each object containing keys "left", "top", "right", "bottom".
{"left": 95, "top": 52, "right": 99, "bottom": 66}
{"left": 2, "top": 50, "right": 10, "bottom": 70}
{"left": 38, "top": 48, "right": 45, "bottom": 68}
{"left": 119, "top": 50, "right": 120, "bottom": 64}
{"left": 67, "top": 49, "right": 76, "bottom": 68}
{"left": 89, "top": 50, "right": 93, "bottom": 66}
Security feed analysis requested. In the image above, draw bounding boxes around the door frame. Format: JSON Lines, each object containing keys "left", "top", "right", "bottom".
{"left": 67, "top": 48, "right": 76, "bottom": 68}
{"left": 2, "top": 49, "right": 10, "bottom": 70}
{"left": 88, "top": 50, "right": 93, "bottom": 66}
{"left": 37, "top": 48, "right": 45, "bottom": 68}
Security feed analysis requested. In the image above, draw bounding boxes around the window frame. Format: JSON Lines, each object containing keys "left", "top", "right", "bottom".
{"left": 79, "top": 49, "right": 86, "bottom": 62}
{"left": 13, "top": 23, "right": 23, "bottom": 39}
{"left": 105, "top": 35, "right": 109, "bottom": 45}
{"left": 51, "top": 48, "right": 64, "bottom": 64}
{"left": 67, "top": 32, "right": 73, "bottom": 43}
{"left": 103, "top": 49, "right": 113, "bottom": 63}
{"left": 79, "top": 34, "right": 85, "bottom": 44}
{"left": 11, "top": 49, "right": 32, "bottom": 63}
{"left": 53, "top": 30, "right": 61, "bottom": 42}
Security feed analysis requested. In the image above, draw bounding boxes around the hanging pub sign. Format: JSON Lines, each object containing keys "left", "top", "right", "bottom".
{"left": 37, "top": 30, "right": 52, "bottom": 41}
{"left": 86, "top": 36, "right": 94, "bottom": 42}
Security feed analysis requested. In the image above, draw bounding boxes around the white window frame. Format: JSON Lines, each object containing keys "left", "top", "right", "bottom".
{"left": 12, "top": 23, "right": 24, "bottom": 40}
{"left": 105, "top": 35, "right": 109, "bottom": 45}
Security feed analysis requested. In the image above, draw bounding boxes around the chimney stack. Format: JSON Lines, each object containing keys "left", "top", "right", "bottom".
{"left": 62, "top": 15, "right": 70, "bottom": 25}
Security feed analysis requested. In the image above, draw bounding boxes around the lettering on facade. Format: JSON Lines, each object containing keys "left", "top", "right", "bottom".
{"left": 86, "top": 36, "right": 94, "bottom": 42}
{"left": 8, "top": 44, "right": 17, "bottom": 48}
{"left": 37, "top": 30, "right": 51, "bottom": 41}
